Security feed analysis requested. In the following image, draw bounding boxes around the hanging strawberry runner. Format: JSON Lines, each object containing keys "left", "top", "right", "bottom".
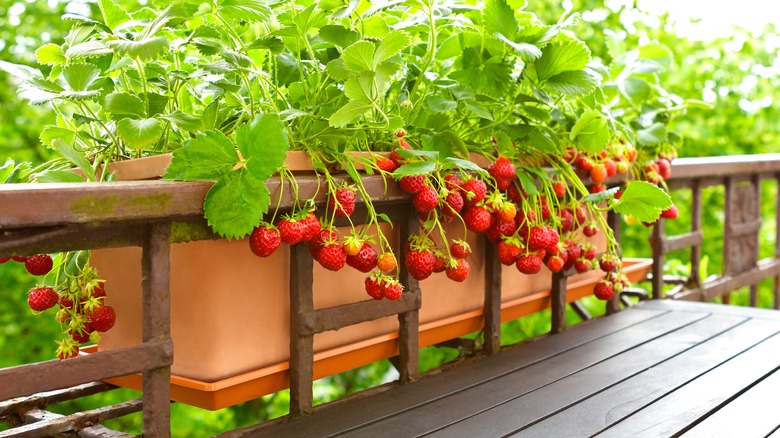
{"left": 0, "top": 0, "right": 680, "bottom": 359}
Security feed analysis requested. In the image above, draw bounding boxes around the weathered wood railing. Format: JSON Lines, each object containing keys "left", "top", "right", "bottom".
{"left": 1, "top": 154, "right": 779, "bottom": 436}
{"left": 649, "top": 154, "right": 780, "bottom": 306}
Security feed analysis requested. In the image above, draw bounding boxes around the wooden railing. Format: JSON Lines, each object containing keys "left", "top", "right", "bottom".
{"left": 649, "top": 154, "right": 780, "bottom": 306}
{"left": 1, "top": 154, "right": 779, "bottom": 436}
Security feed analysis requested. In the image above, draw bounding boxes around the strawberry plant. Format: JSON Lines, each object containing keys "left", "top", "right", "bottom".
{"left": 1, "top": 0, "right": 685, "bottom": 359}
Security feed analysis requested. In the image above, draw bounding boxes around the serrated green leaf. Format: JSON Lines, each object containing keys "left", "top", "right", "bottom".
{"left": 392, "top": 161, "right": 436, "bottom": 176}
{"left": 544, "top": 70, "right": 598, "bottom": 96}
{"left": 108, "top": 36, "right": 170, "bottom": 61}
{"left": 494, "top": 131, "right": 514, "bottom": 157}
{"left": 51, "top": 140, "right": 96, "bottom": 181}
{"left": 159, "top": 111, "right": 203, "bottom": 132}
{"left": 246, "top": 36, "right": 284, "bottom": 54}
{"left": 40, "top": 126, "right": 76, "bottom": 146}
{"left": 637, "top": 122, "right": 667, "bottom": 145}
{"left": 237, "top": 114, "right": 289, "bottom": 180}
{"left": 98, "top": 0, "right": 131, "bottom": 30}
{"left": 361, "top": 15, "right": 389, "bottom": 39}
{"left": 0, "top": 60, "right": 43, "bottom": 81}
{"left": 612, "top": 181, "right": 671, "bottom": 222}
{"left": 494, "top": 33, "right": 542, "bottom": 59}
{"left": 36, "top": 44, "right": 66, "bottom": 66}
{"left": 342, "top": 41, "right": 375, "bottom": 72}
{"left": 164, "top": 131, "right": 240, "bottom": 180}
{"left": 397, "top": 149, "right": 439, "bottom": 160}
{"left": 217, "top": 0, "right": 273, "bottom": 23}
{"left": 484, "top": 0, "right": 518, "bottom": 40}
{"left": 464, "top": 101, "right": 494, "bottom": 120}
{"left": 103, "top": 92, "right": 145, "bottom": 117}
{"left": 444, "top": 157, "right": 489, "bottom": 175}
{"left": 324, "top": 0, "right": 360, "bottom": 19}
{"left": 516, "top": 171, "right": 538, "bottom": 196}
{"left": 374, "top": 30, "right": 411, "bottom": 65}
{"left": 535, "top": 40, "right": 591, "bottom": 81}
{"left": 62, "top": 63, "right": 101, "bottom": 92}
{"left": 319, "top": 25, "right": 360, "bottom": 48}
{"left": 583, "top": 186, "right": 620, "bottom": 203}
{"left": 66, "top": 41, "right": 113, "bottom": 59}
{"left": 116, "top": 118, "right": 164, "bottom": 150}
{"left": 62, "top": 14, "right": 112, "bottom": 33}
{"left": 18, "top": 83, "right": 58, "bottom": 105}
{"left": 425, "top": 96, "right": 457, "bottom": 113}
{"left": 204, "top": 167, "right": 269, "bottom": 239}
{"left": 528, "top": 129, "right": 558, "bottom": 153}
{"left": 570, "top": 110, "right": 610, "bottom": 154}
{"left": 329, "top": 101, "right": 372, "bottom": 127}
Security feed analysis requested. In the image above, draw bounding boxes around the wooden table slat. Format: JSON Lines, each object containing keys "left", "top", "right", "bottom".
{"left": 424, "top": 314, "right": 746, "bottom": 438}
{"left": 515, "top": 319, "right": 780, "bottom": 437}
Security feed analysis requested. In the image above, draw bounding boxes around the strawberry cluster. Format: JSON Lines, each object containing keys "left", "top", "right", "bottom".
{"left": 1, "top": 254, "right": 114, "bottom": 359}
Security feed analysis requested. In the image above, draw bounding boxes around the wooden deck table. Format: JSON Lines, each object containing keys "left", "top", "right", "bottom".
{"left": 232, "top": 300, "right": 780, "bottom": 438}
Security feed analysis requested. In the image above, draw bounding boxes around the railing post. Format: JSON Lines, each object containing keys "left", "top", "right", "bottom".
{"left": 289, "top": 243, "right": 314, "bottom": 416}
{"left": 141, "top": 223, "right": 172, "bottom": 437}
{"left": 606, "top": 210, "right": 621, "bottom": 314}
{"left": 650, "top": 219, "right": 665, "bottom": 299}
{"left": 483, "top": 238, "right": 502, "bottom": 354}
{"left": 397, "top": 207, "right": 420, "bottom": 383}
{"left": 550, "top": 271, "right": 567, "bottom": 334}
{"left": 775, "top": 173, "right": 780, "bottom": 309}
{"left": 689, "top": 179, "right": 703, "bottom": 290}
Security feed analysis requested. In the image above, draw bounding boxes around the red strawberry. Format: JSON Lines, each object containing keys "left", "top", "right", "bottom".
{"left": 553, "top": 181, "right": 566, "bottom": 198}
{"left": 57, "top": 343, "right": 79, "bottom": 360}
{"left": 91, "top": 281, "right": 106, "bottom": 299}
{"left": 546, "top": 255, "right": 564, "bottom": 273}
{"left": 516, "top": 254, "right": 542, "bottom": 275}
{"left": 377, "top": 253, "right": 397, "bottom": 272}
{"left": 498, "top": 202, "right": 517, "bottom": 222}
{"left": 318, "top": 244, "right": 347, "bottom": 271}
{"left": 0, "top": 256, "right": 10, "bottom": 263}
{"left": 450, "top": 240, "right": 471, "bottom": 259}
{"left": 330, "top": 186, "right": 356, "bottom": 217}
{"left": 604, "top": 159, "right": 617, "bottom": 177}
{"left": 599, "top": 257, "right": 618, "bottom": 272}
{"left": 594, "top": 281, "right": 614, "bottom": 300}
{"left": 406, "top": 248, "right": 436, "bottom": 280}
{"left": 446, "top": 259, "right": 470, "bottom": 282}
{"left": 461, "top": 178, "right": 487, "bottom": 206}
{"left": 495, "top": 176, "right": 513, "bottom": 191}
{"left": 575, "top": 204, "right": 588, "bottom": 225}
{"left": 486, "top": 218, "right": 517, "bottom": 243}
{"left": 590, "top": 164, "right": 607, "bottom": 183}
{"left": 662, "top": 205, "right": 679, "bottom": 219}
{"left": 583, "top": 246, "right": 597, "bottom": 260}
{"left": 250, "top": 225, "right": 282, "bottom": 257}
{"left": 398, "top": 175, "right": 426, "bottom": 194}
{"left": 308, "top": 228, "right": 337, "bottom": 261}
{"left": 656, "top": 158, "right": 672, "bottom": 180}
{"left": 506, "top": 183, "right": 524, "bottom": 203}
{"left": 559, "top": 209, "right": 574, "bottom": 233}
{"left": 433, "top": 254, "right": 447, "bottom": 273}
{"left": 59, "top": 294, "right": 76, "bottom": 309}
{"left": 575, "top": 258, "right": 592, "bottom": 273}
{"left": 443, "top": 174, "right": 462, "bottom": 192}
{"left": 413, "top": 185, "right": 439, "bottom": 214}
{"left": 382, "top": 280, "right": 403, "bottom": 300}
{"left": 498, "top": 240, "right": 522, "bottom": 266}
{"left": 376, "top": 157, "right": 398, "bottom": 172}
{"left": 527, "top": 227, "right": 550, "bottom": 252}
{"left": 590, "top": 184, "right": 606, "bottom": 194}
{"left": 12, "top": 256, "right": 27, "bottom": 262}
{"left": 583, "top": 225, "right": 598, "bottom": 237}
{"left": 443, "top": 191, "right": 464, "bottom": 216}
{"left": 277, "top": 218, "right": 306, "bottom": 245}
{"left": 346, "top": 243, "right": 378, "bottom": 273}
{"left": 545, "top": 228, "right": 560, "bottom": 251}
{"left": 28, "top": 286, "right": 58, "bottom": 311}
{"left": 365, "top": 276, "right": 384, "bottom": 300}
{"left": 488, "top": 156, "right": 516, "bottom": 180}
{"left": 301, "top": 213, "right": 321, "bottom": 242}
{"left": 25, "top": 254, "right": 53, "bottom": 276}
{"left": 70, "top": 327, "right": 93, "bottom": 344}
{"left": 87, "top": 305, "right": 116, "bottom": 332}
{"left": 463, "top": 206, "right": 493, "bottom": 233}
{"left": 395, "top": 129, "right": 406, "bottom": 138}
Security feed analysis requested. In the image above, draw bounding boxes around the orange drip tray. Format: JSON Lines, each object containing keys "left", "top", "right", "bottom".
{"left": 82, "top": 258, "right": 652, "bottom": 410}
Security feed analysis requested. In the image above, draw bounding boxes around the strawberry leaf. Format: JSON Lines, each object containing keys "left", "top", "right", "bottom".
{"left": 204, "top": 167, "right": 269, "bottom": 239}
{"left": 103, "top": 92, "right": 145, "bottom": 118}
{"left": 238, "top": 114, "right": 290, "bottom": 179}
{"left": 582, "top": 186, "right": 620, "bottom": 203}
{"left": 393, "top": 161, "right": 436, "bottom": 176}
{"left": 570, "top": 110, "right": 610, "bottom": 154}
{"left": 534, "top": 40, "right": 591, "bottom": 81}
{"left": 611, "top": 181, "right": 672, "bottom": 222}
{"left": 116, "top": 118, "right": 163, "bottom": 150}
{"left": 35, "top": 44, "right": 66, "bottom": 66}
{"left": 164, "top": 131, "right": 239, "bottom": 180}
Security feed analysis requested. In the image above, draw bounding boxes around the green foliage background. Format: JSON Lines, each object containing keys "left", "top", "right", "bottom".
{"left": 2, "top": 0, "right": 779, "bottom": 435}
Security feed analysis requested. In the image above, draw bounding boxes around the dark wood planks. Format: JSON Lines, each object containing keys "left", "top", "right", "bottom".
{"left": 679, "top": 368, "right": 780, "bottom": 438}
{"left": 226, "top": 307, "right": 668, "bottom": 437}
{"left": 515, "top": 319, "right": 780, "bottom": 437}
{"left": 424, "top": 313, "right": 743, "bottom": 437}
{"left": 596, "top": 332, "right": 780, "bottom": 438}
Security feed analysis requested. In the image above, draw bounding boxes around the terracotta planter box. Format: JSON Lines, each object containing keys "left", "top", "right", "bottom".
{"left": 86, "top": 153, "right": 644, "bottom": 410}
